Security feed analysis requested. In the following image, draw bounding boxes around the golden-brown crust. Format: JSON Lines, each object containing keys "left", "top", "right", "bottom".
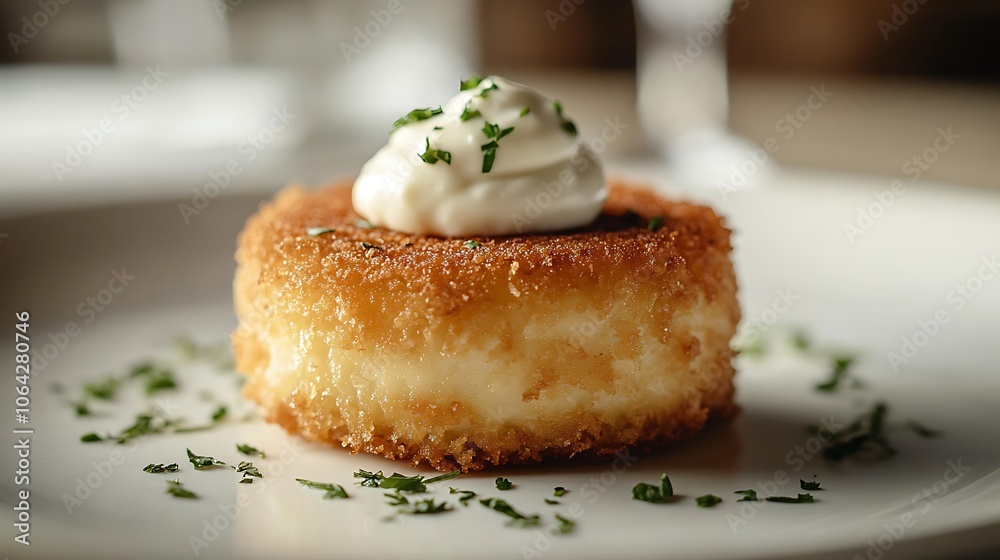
{"left": 233, "top": 179, "right": 740, "bottom": 471}
{"left": 235, "top": 181, "right": 734, "bottom": 321}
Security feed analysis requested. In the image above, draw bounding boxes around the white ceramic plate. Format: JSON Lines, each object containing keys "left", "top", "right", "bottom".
{"left": 2, "top": 166, "right": 999, "bottom": 560}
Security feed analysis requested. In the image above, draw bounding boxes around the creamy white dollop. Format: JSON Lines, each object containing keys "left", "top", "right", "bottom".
{"left": 352, "top": 76, "right": 606, "bottom": 237}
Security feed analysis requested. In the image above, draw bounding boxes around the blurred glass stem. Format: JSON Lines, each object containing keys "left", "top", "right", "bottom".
{"left": 108, "top": 0, "right": 229, "bottom": 65}
{"left": 635, "top": 0, "right": 772, "bottom": 190}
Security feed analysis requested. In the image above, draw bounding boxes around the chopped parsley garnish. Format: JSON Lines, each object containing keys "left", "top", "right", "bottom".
{"left": 355, "top": 219, "right": 374, "bottom": 229}
{"left": 632, "top": 483, "right": 661, "bottom": 502}
{"left": 734, "top": 489, "right": 758, "bottom": 502}
{"left": 234, "top": 461, "right": 262, "bottom": 479}
{"left": 459, "top": 101, "right": 481, "bottom": 122}
{"left": 660, "top": 474, "right": 675, "bottom": 497}
{"left": 823, "top": 401, "right": 897, "bottom": 462}
{"left": 816, "top": 355, "right": 856, "bottom": 392}
{"left": 695, "top": 494, "right": 722, "bottom": 508}
{"left": 384, "top": 489, "right": 409, "bottom": 507}
{"left": 356, "top": 469, "right": 458, "bottom": 492}
{"left": 307, "top": 227, "right": 335, "bottom": 237}
{"left": 146, "top": 368, "right": 177, "bottom": 395}
{"left": 173, "top": 336, "right": 234, "bottom": 370}
{"left": 83, "top": 377, "right": 119, "bottom": 400}
{"left": 380, "top": 473, "right": 428, "bottom": 493}
{"left": 464, "top": 240, "right": 481, "bottom": 249}
{"left": 424, "top": 469, "right": 461, "bottom": 485}
{"left": 482, "top": 121, "right": 514, "bottom": 142}
{"left": 480, "top": 498, "right": 540, "bottom": 527}
{"left": 647, "top": 216, "right": 664, "bottom": 232}
{"left": 478, "top": 81, "right": 499, "bottom": 98}
{"left": 460, "top": 75, "right": 485, "bottom": 91}
{"left": 211, "top": 405, "right": 227, "bottom": 422}
{"left": 387, "top": 492, "right": 453, "bottom": 515}
{"left": 165, "top": 479, "right": 197, "bottom": 499}
{"left": 143, "top": 463, "right": 179, "bottom": 474}
{"left": 72, "top": 401, "right": 90, "bottom": 417}
{"left": 113, "top": 413, "right": 177, "bottom": 444}
{"left": 173, "top": 425, "right": 212, "bottom": 434}
{"left": 174, "top": 336, "right": 198, "bottom": 359}
{"left": 631, "top": 474, "right": 674, "bottom": 503}
{"left": 906, "top": 420, "right": 942, "bottom": 438}
{"left": 186, "top": 448, "right": 226, "bottom": 470}
{"left": 555, "top": 514, "right": 576, "bottom": 534}
{"left": 418, "top": 137, "right": 452, "bottom": 165}
{"left": 129, "top": 362, "right": 155, "bottom": 377}
{"left": 353, "top": 469, "right": 385, "bottom": 487}
{"left": 391, "top": 106, "right": 443, "bottom": 134}
{"left": 296, "top": 478, "right": 349, "bottom": 499}
{"left": 174, "top": 405, "right": 227, "bottom": 433}
{"left": 792, "top": 329, "right": 811, "bottom": 351}
{"left": 737, "top": 338, "right": 767, "bottom": 357}
{"left": 449, "top": 487, "right": 477, "bottom": 505}
{"left": 80, "top": 432, "right": 103, "bottom": 443}
{"left": 495, "top": 477, "right": 513, "bottom": 491}
{"left": 480, "top": 121, "right": 515, "bottom": 173}
{"left": 765, "top": 493, "right": 815, "bottom": 504}
{"left": 553, "top": 487, "right": 568, "bottom": 497}
{"left": 519, "top": 106, "right": 531, "bottom": 117}
{"left": 405, "top": 498, "right": 454, "bottom": 515}
{"left": 545, "top": 498, "right": 560, "bottom": 505}
{"left": 359, "top": 242, "right": 383, "bottom": 251}
{"left": 553, "top": 100, "right": 577, "bottom": 135}
{"left": 800, "top": 480, "right": 822, "bottom": 491}
{"left": 236, "top": 443, "right": 266, "bottom": 458}
{"left": 480, "top": 142, "right": 499, "bottom": 172}
{"left": 239, "top": 478, "right": 253, "bottom": 484}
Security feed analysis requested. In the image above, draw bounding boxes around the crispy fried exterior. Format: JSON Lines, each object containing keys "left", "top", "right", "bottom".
{"left": 233, "top": 180, "right": 740, "bottom": 471}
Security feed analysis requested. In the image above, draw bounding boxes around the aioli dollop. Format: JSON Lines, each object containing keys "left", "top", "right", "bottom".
{"left": 352, "top": 76, "right": 606, "bottom": 237}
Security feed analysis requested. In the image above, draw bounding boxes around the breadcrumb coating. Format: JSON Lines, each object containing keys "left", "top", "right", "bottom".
{"left": 233, "top": 180, "right": 740, "bottom": 471}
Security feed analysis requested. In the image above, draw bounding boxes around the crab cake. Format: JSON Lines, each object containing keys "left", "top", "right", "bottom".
{"left": 232, "top": 180, "right": 739, "bottom": 472}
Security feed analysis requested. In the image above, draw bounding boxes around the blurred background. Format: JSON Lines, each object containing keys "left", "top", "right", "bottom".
{"left": 2, "top": 7, "right": 1000, "bottom": 559}
{"left": 0, "top": 0, "right": 998, "bottom": 215}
